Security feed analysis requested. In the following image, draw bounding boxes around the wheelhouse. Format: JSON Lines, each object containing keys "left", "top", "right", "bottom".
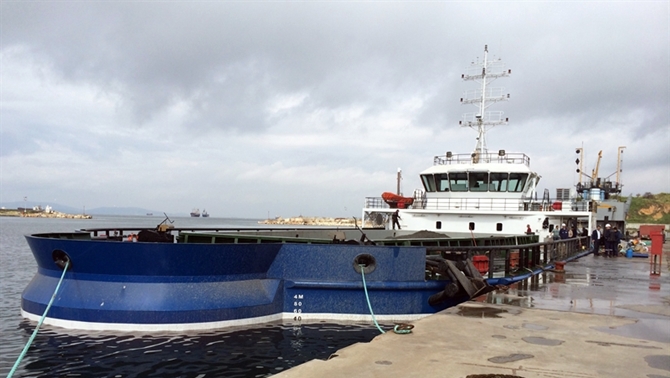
{"left": 420, "top": 171, "right": 531, "bottom": 193}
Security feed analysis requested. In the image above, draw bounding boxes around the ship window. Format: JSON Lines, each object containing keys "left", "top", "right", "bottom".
{"left": 436, "top": 221, "right": 442, "bottom": 229}
{"left": 508, "top": 173, "right": 528, "bottom": 192}
{"left": 496, "top": 223, "right": 503, "bottom": 231}
{"left": 468, "top": 222, "right": 475, "bottom": 231}
{"left": 421, "top": 174, "right": 437, "bottom": 192}
{"left": 436, "top": 173, "right": 449, "bottom": 191}
{"left": 449, "top": 172, "right": 468, "bottom": 192}
{"left": 469, "top": 172, "right": 489, "bottom": 192}
{"left": 489, "top": 172, "right": 509, "bottom": 192}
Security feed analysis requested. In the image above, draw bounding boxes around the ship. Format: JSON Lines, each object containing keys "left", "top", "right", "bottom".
{"left": 190, "top": 208, "right": 200, "bottom": 217}
{"left": 19, "top": 46, "right": 594, "bottom": 332}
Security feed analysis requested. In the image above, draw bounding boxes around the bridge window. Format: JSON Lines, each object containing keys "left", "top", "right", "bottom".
{"left": 508, "top": 173, "right": 529, "bottom": 192}
{"left": 436, "top": 173, "right": 449, "bottom": 191}
{"left": 449, "top": 172, "right": 468, "bottom": 192}
{"left": 469, "top": 172, "right": 489, "bottom": 192}
{"left": 489, "top": 173, "right": 509, "bottom": 192}
{"left": 421, "top": 174, "right": 437, "bottom": 192}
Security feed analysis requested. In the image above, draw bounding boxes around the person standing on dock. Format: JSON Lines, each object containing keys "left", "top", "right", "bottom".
{"left": 612, "top": 226, "right": 622, "bottom": 257}
{"left": 604, "top": 224, "right": 615, "bottom": 257}
{"left": 392, "top": 210, "right": 401, "bottom": 230}
{"left": 592, "top": 225, "right": 602, "bottom": 256}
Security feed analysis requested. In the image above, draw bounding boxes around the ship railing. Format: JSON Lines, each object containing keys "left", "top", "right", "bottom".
{"left": 425, "top": 236, "right": 590, "bottom": 279}
{"left": 363, "top": 197, "right": 591, "bottom": 212}
{"left": 433, "top": 152, "right": 530, "bottom": 166}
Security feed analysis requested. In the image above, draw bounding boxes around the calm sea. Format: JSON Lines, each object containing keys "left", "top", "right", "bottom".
{"left": 0, "top": 215, "right": 383, "bottom": 378}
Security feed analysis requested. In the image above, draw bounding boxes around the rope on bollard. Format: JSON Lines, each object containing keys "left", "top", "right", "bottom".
{"left": 7, "top": 260, "right": 70, "bottom": 378}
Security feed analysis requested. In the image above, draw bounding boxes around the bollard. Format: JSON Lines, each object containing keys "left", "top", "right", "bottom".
{"left": 650, "top": 232, "right": 663, "bottom": 276}
{"left": 554, "top": 261, "right": 565, "bottom": 272}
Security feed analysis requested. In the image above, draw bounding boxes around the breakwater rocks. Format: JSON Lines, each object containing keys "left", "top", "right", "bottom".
{"left": 0, "top": 209, "right": 92, "bottom": 219}
{"left": 259, "top": 216, "right": 356, "bottom": 227}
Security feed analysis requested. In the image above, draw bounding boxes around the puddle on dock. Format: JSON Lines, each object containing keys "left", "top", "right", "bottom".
{"left": 487, "top": 353, "right": 534, "bottom": 363}
{"left": 645, "top": 355, "right": 670, "bottom": 372}
{"left": 522, "top": 323, "right": 548, "bottom": 331}
{"left": 453, "top": 306, "right": 511, "bottom": 318}
{"left": 522, "top": 336, "right": 564, "bottom": 346}
{"left": 477, "top": 252, "right": 670, "bottom": 343}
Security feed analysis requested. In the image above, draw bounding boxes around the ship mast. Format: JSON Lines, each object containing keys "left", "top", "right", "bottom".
{"left": 460, "top": 45, "right": 511, "bottom": 161}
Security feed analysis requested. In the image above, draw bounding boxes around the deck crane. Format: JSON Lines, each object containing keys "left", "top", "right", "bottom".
{"left": 591, "top": 150, "right": 603, "bottom": 188}
{"left": 575, "top": 147, "right": 625, "bottom": 199}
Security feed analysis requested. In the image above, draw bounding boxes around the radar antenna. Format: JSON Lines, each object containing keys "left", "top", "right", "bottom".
{"left": 459, "top": 45, "right": 511, "bottom": 160}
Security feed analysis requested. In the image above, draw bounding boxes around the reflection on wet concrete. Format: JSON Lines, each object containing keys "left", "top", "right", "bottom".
{"left": 481, "top": 248, "right": 670, "bottom": 343}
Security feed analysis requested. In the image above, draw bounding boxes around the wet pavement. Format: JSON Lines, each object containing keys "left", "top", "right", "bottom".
{"left": 482, "top": 245, "right": 670, "bottom": 343}
{"left": 274, "top": 242, "right": 670, "bottom": 378}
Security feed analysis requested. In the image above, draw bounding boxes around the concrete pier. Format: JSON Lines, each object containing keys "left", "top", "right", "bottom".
{"left": 274, "top": 242, "right": 670, "bottom": 378}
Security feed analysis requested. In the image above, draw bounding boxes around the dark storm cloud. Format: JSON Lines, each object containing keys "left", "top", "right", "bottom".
{"left": 2, "top": 2, "right": 469, "bottom": 132}
{"left": 1, "top": 1, "right": 667, "bottom": 216}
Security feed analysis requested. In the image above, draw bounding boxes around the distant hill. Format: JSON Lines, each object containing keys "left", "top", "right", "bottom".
{"left": 0, "top": 201, "right": 160, "bottom": 216}
{"left": 626, "top": 192, "right": 670, "bottom": 224}
{"left": 85, "top": 207, "right": 162, "bottom": 216}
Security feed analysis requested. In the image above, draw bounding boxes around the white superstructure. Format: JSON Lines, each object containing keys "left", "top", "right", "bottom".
{"left": 362, "top": 45, "right": 593, "bottom": 240}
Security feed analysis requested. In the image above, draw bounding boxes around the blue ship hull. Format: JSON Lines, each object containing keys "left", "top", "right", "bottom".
{"left": 22, "top": 233, "right": 468, "bottom": 331}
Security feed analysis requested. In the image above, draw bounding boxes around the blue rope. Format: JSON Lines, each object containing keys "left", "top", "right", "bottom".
{"left": 359, "top": 264, "right": 386, "bottom": 334}
{"left": 7, "top": 260, "right": 70, "bottom": 378}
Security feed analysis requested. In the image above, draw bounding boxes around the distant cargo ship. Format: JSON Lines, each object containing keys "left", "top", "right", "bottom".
{"left": 190, "top": 208, "right": 200, "bottom": 217}
{"left": 202, "top": 209, "right": 209, "bottom": 218}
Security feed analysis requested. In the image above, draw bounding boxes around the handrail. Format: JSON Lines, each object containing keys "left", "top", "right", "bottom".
{"left": 424, "top": 236, "right": 587, "bottom": 253}
{"left": 433, "top": 152, "right": 530, "bottom": 166}
{"left": 364, "top": 196, "right": 590, "bottom": 212}
{"left": 424, "top": 236, "right": 590, "bottom": 278}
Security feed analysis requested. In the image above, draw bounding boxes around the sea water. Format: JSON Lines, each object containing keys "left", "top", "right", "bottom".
{"left": 0, "top": 215, "right": 383, "bottom": 378}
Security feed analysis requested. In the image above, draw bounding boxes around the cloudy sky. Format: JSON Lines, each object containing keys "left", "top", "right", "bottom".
{"left": 1, "top": 2, "right": 668, "bottom": 218}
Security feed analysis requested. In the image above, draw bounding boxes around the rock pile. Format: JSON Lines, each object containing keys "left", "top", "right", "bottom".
{"left": 259, "top": 216, "right": 356, "bottom": 227}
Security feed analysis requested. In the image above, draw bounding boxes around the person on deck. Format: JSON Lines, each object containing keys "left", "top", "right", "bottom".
{"left": 391, "top": 210, "right": 401, "bottom": 230}
{"left": 559, "top": 224, "right": 569, "bottom": 239}
{"left": 591, "top": 225, "right": 602, "bottom": 256}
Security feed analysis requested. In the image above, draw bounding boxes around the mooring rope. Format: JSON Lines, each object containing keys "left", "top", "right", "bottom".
{"left": 359, "top": 264, "right": 386, "bottom": 334}
{"left": 469, "top": 230, "right": 478, "bottom": 246}
{"left": 7, "top": 260, "right": 70, "bottom": 378}
{"left": 359, "top": 264, "right": 413, "bottom": 335}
